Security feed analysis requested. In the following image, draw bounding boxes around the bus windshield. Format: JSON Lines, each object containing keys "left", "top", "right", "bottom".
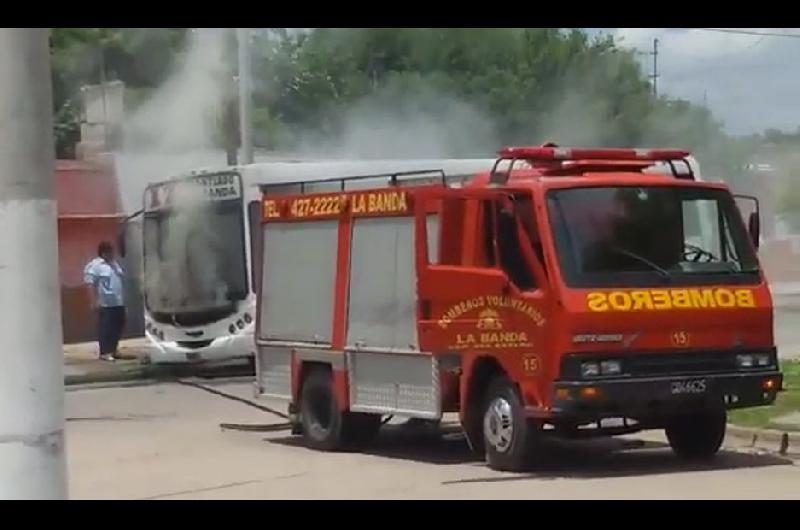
{"left": 546, "top": 185, "right": 759, "bottom": 288}
{"left": 143, "top": 180, "right": 247, "bottom": 320}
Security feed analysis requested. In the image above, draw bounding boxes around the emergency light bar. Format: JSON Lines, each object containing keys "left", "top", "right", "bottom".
{"left": 497, "top": 146, "right": 691, "bottom": 162}
{"left": 491, "top": 145, "right": 694, "bottom": 183}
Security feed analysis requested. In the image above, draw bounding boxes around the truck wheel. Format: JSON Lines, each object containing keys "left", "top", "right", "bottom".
{"left": 481, "top": 376, "right": 538, "bottom": 472}
{"left": 665, "top": 409, "right": 726, "bottom": 460}
{"left": 300, "top": 369, "right": 347, "bottom": 451}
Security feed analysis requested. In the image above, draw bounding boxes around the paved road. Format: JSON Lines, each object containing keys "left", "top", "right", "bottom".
{"left": 776, "top": 305, "right": 800, "bottom": 360}
{"left": 65, "top": 381, "right": 799, "bottom": 500}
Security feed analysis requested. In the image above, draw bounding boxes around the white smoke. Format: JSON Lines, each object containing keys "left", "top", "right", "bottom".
{"left": 116, "top": 28, "right": 231, "bottom": 213}
{"left": 115, "top": 28, "right": 236, "bottom": 312}
{"left": 144, "top": 181, "right": 230, "bottom": 314}
{"left": 291, "top": 79, "right": 500, "bottom": 159}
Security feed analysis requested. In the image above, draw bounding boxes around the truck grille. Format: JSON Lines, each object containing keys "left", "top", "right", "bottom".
{"left": 177, "top": 340, "right": 213, "bottom": 350}
{"left": 559, "top": 348, "right": 776, "bottom": 380}
{"left": 626, "top": 351, "right": 737, "bottom": 377}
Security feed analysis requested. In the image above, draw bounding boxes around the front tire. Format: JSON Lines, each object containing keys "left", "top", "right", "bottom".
{"left": 665, "top": 409, "right": 726, "bottom": 460}
{"left": 481, "top": 376, "right": 540, "bottom": 472}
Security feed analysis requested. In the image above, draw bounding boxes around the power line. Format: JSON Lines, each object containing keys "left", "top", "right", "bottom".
{"left": 694, "top": 28, "right": 800, "bottom": 39}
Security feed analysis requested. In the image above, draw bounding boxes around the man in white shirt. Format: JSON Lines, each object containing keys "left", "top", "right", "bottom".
{"left": 83, "top": 241, "right": 126, "bottom": 361}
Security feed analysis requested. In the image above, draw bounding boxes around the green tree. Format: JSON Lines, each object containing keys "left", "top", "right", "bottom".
{"left": 50, "top": 28, "right": 188, "bottom": 157}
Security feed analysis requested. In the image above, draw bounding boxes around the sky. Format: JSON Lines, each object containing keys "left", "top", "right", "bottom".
{"left": 589, "top": 28, "right": 800, "bottom": 136}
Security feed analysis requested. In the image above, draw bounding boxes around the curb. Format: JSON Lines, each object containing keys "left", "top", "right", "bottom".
{"left": 64, "top": 363, "right": 254, "bottom": 387}
{"left": 727, "top": 424, "right": 799, "bottom": 455}
{"left": 64, "top": 365, "right": 157, "bottom": 386}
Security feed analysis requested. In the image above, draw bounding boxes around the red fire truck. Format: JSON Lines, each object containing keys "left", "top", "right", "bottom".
{"left": 253, "top": 147, "right": 783, "bottom": 471}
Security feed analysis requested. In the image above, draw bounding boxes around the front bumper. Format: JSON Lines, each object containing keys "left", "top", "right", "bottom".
{"left": 146, "top": 332, "right": 254, "bottom": 364}
{"left": 551, "top": 370, "right": 783, "bottom": 422}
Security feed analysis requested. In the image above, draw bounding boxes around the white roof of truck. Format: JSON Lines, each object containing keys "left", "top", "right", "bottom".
{"left": 238, "top": 159, "right": 496, "bottom": 188}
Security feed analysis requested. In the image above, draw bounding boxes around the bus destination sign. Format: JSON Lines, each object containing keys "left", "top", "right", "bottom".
{"left": 146, "top": 173, "right": 242, "bottom": 211}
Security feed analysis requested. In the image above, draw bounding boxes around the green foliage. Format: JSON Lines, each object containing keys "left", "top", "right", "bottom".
{"left": 49, "top": 28, "right": 796, "bottom": 168}
{"left": 50, "top": 28, "right": 189, "bottom": 156}
{"left": 253, "top": 28, "right": 726, "bottom": 155}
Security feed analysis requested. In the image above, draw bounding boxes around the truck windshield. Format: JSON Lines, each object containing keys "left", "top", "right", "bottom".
{"left": 546, "top": 186, "right": 759, "bottom": 288}
{"left": 143, "top": 198, "right": 247, "bottom": 320}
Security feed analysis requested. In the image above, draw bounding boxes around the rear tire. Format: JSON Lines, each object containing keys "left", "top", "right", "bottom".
{"left": 300, "top": 369, "right": 382, "bottom": 450}
{"left": 300, "top": 368, "right": 347, "bottom": 451}
{"left": 665, "top": 409, "right": 726, "bottom": 460}
{"left": 481, "top": 376, "right": 540, "bottom": 472}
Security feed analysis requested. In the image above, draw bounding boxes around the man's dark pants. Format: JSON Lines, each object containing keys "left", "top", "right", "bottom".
{"left": 98, "top": 306, "right": 126, "bottom": 356}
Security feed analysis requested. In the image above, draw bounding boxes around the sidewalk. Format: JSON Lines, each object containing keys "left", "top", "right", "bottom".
{"left": 771, "top": 281, "right": 800, "bottom": 296}
{"left": 63, "top": 337, "right": 155, "bottom": 386}
{"left": 63, "top": 337, "right": 253, "bottom": 385}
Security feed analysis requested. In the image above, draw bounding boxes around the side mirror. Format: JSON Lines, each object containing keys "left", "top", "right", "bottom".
{"left": 734, "top": 194, "right": 760, "bottom": 251}
{"left": 748, "top": 211, "right": 760, "bottom": 250}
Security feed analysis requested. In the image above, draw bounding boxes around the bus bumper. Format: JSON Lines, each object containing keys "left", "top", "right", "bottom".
{"left": 549, "top": 370, "right": 783, "bottom": 422}
{"left": 145, "top": 332, "right": 254, "bottom": 364}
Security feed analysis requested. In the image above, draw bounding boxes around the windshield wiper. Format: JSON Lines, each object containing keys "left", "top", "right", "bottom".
{"left": 610, "top": 246, "right": 672, "bottom": 278}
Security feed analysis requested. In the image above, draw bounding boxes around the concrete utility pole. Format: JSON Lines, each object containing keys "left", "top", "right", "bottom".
{"left": 635, "top": 38, "right": 660, "bottom": 98}
{"left": 652, "top": 38, "right": 659, "bottom": 98}
{"left": 0, "top": 28, "right": 68, "bottom": 499}
{"left": 237, "top": 28, "right": 254, "bottom": 165}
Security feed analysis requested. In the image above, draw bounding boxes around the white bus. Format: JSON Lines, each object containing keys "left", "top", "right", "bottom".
{"left": 139, "top": 159, "right": 496, "bottom": 364}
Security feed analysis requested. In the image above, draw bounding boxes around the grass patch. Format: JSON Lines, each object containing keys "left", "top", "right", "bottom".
{"left": 729, "top": 360, "right": 800, "bottom": 430}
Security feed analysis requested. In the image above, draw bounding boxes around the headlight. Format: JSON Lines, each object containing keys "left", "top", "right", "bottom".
{"left": 581, "top": 359, "right": 623, "bottom": 377}
{"left": 736, "top": 354, "right": 754, "bottom": 368}
{"left": 755, "top": 353, "right": 771, "bottom": 367}
{"left": 601, "top": 360, "right": 622, "bottom": 375}
{"left": 581, "top": 362, "right": 600, "bottom": 377}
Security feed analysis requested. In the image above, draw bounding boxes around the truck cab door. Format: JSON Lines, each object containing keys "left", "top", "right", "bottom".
{"left": 415, "top": 188, "right": 549, "bottom": 354}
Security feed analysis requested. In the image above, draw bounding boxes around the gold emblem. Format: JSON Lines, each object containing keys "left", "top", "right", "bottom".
{"left": 671, "top": 331, "right": 690, "bottom": 347}
{"left": 476, "top": 309, "right": 502, "bottom": 330}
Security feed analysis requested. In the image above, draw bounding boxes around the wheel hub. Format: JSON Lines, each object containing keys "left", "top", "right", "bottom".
{"left": 483, "top": 396, "right": 514, "bottom": 453}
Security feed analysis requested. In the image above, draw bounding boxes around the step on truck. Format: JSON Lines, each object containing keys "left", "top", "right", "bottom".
{"left": 253, "top": 147, "right": 783, "bottom": 472}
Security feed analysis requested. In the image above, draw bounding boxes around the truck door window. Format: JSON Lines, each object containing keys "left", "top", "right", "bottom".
{"left": 512, "top": 196, "right": 546, "bottom": 277}
{"left": 494, "top": 200, "right": 537, "bottom": 290}
{"left": 431, "top": 195, "right": 539, "bottom": 291}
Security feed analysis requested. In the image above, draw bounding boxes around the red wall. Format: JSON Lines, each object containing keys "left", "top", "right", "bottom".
{"left": 56, "top": 159, "right": 127, "bottom": 344}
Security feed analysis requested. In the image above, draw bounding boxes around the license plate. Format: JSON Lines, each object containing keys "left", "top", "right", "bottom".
{"left": 670, "top": 379, "right": 708, "bottom": 395}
